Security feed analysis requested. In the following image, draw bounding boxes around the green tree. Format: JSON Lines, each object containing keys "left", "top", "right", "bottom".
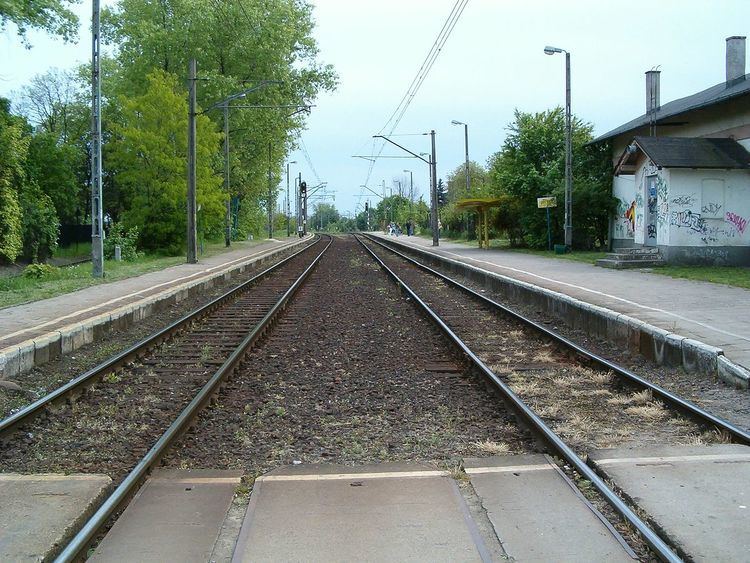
{"left": 309, "top": 203, "right": 339, "bottom": 231}
{"left": 0, "top": 98, "right": 25, "bottom": 262}
{"left": 25, "top": 132, "right": 80, "bottom": 223}
{"left": 0, "top": 0, "right": 79, "bottom": 44}
{"left": 20, "top": 184, "right": 58, "bottom": 261}
{"left": 445, "top": 161, "right": 490, "bottom": 202}
{"left": 102, "top": 0, "right": 337, "bottom": 239}
{"left": 488, "top": 108, "right": 615, "bottom": 249}
{"left": 109, "top": 70, "right": 225, "bottom": 254}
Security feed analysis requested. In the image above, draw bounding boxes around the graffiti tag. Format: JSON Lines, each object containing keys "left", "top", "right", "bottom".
{"left": 671, "top": 194, "right": 696, "bottom": 206}
{"left": 670, "top": 210, "right": 706, "bottom": 234}
{"left": 624, "top": 201, "right": 635, "bottom": 232}
{"left": 702, "top": 202, "right": 723, "bottom": 215}
{"left": 647, "top": 224, "right": 657, "bottom": 239}
{"left": 725, "top": 211, "right": 748, "bottom": 234}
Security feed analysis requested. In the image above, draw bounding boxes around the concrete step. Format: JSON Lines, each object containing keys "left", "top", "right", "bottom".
{"left": 91, "top": 469, "right": 242, "bottom": 562}
{"left": 595, "top": 258, "right": 665, "bottom": 269}
{"left": 613, "top": 247, "right": 661, "bottom": 255}
{"left": 464, "top": 455, "right": 635, "bottom": 562}
{"left": 0, "top": 473, "right": 111, "bottom": 561}
{"left": 606, "top": 253, "right": 663, "bottom": 261}
{"left": 588, "top": 445, "right": 750, "bottom": 561}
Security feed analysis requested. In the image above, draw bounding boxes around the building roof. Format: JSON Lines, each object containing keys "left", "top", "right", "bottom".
{"left": 614, "top": 136, "right": 750, "bottom": 175}
{"left": 591, "top": 74, "right": 750, "bottom": 144}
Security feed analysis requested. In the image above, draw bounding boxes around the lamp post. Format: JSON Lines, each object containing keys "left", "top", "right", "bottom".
{"left": 403, "top": 169, "right": 413, "bottom": 218}
{"left": 450, "top": 120, "right": 470, "bottom": 196}
{"left": 544, "top": 45, "right": 572, "bottom": 248}
{"left": 286, "top": 161, "right": 296, "bottom": 237}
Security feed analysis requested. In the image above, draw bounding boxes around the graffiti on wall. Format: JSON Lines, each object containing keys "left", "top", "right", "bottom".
{"left": 702, "top": 202, "right": 723, "bottom": 216}
{"left": 670, "top": 210, "right": 707, "bottom": 234}
{"left": 725, "top": 211, "right": 748, "bottom": 234}
{"left": 671, "top": 194, "right": 696, "bottom": 206}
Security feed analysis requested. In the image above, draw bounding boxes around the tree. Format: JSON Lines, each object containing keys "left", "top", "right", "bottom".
{"left": 25, "top": 132, "right": 81, "bottom": 224}
{"left": 101, "top": 0, "right": 337, "bottom": 239}
{"left": 445, "top": 161, "right": 489, "bottom": 203}
{"left": 309, "top": 203, "right": 339, "bottom": 231}
{"left": 108, "top": 70, "right": 225, "bottom": 254}
{"left": 0, "top": 98, "right": 25, "bottom": 262}
{"left": 488, "top": 108, "right": 615, "bottom": 249}
{"left": 0, "top": 0, "right": 79, "bottom": 45}
{"left": 436, "top": 179, "right": 448, "bottom": 207}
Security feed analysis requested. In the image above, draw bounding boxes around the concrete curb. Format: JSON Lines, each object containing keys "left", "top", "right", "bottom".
{"left": 0, "top": 237, "right": 311, "bottom": 381}
{"left": 373, "top": 235, "right": 748, "bottom": 389}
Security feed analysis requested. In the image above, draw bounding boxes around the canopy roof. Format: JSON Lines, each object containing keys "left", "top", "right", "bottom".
{"left": 455, "top": 198, "right": 504, "bottom": 211}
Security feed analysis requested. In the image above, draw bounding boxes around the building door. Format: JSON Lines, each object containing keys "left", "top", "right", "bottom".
{"left": 644, "top": 175, "right": 658, "bottom": 247}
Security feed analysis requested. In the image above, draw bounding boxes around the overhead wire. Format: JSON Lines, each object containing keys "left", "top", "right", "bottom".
{"left": 358, "top": 0, "right": 470, "bottom": 203}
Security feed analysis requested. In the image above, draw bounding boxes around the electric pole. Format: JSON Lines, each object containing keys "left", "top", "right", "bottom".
{"left": 268, "top": 142, "right": 273, "bottom": 239}
{"left": 187, "top": 59, "right": 198, "bottom": 263}
{"left": 91, "top": 0, "right": 104, "bottom": 277}
{"left": 223, "top": 103, "right": 231, "bottom": 246}
{"left": 430, "top": 129, "right": 439, "bottom": 247}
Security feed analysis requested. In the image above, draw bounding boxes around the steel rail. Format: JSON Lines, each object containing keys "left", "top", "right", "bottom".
{"left": 0, "top": 236, "right": 320, "bottom": 440}
{"left": 355, "top": 234, "right": 682, "bottom": 563}
{"left": 55, "top": 235, "right": 333, "bottom": 562}
{"left": 362, "top": 234, "right": 750, "bottom": 445}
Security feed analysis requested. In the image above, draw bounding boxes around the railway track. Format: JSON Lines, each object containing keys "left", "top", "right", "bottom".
{"left": 356, "top": 233, "right": 750, "bottom": 562}
{"left": 0, "top": 235, "right": 332, "bottom": 561}
{"left": 4, "top": 234, "right": 746, "bottom": 561}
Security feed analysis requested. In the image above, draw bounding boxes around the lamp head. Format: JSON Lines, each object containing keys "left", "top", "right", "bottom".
{"left": 451, "top": 120, "right": 463, "bottom": 125}
{"left": 403, "top": 169, "right": 411, "bottom": 173}
{"left": 544, "top": 46, "right": 563, "bottom": 55}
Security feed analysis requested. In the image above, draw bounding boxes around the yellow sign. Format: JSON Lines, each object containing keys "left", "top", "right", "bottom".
{"left": 537, "top": 197, "right": 557, "bottom": 209}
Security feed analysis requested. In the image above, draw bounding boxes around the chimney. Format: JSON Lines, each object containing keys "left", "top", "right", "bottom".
{"left": 726, "top": 36, "right": 746, "bottom": 86}
{"left": 645, "top": 69, "right": 660, "bottom": 114}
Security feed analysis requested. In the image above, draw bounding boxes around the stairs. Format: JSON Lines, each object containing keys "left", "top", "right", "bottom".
{"left": 595, "top": 247, "right": 665, "bottom": 269}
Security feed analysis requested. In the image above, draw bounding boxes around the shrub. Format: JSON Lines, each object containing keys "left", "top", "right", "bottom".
{"left": 20, "top": 185, "right": 59, "bottom": 262}
{"left": 23, "top": 263, "right": 59, "bottom": 278}
{"left": 104, "top": 222, "right": 142, "bottom": 261}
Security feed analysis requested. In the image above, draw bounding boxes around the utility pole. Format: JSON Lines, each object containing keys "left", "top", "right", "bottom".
{"left": 430, "top": 129, "right": 439, "bottom": 247}
{"left": 296, "top": 172, "right": 302, "bottom": 236}
{"left": 268, "top": 142, "right": 273, "bottom": 239}
{"left": 223, "top": 103, "right": 231, "bottom": 246}
{"left": 186, "top": 59, "right": 198, "bottom": 263}
{"left": 90, "top": 0, "right": 104, "bottom": 277}
{"left": 564, "top": 51, "right": 573, "bottom": 248}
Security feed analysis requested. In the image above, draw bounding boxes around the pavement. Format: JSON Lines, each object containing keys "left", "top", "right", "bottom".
{"left": 0, "top": 237, "right": 304, "bottom": 354}
{"left": 372, "top": 233, "right": 750, "bottom": 369}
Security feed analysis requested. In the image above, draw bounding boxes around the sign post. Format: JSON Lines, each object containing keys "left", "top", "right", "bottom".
{"left": 537, "top": 197, "right": 557, "bottom": 251}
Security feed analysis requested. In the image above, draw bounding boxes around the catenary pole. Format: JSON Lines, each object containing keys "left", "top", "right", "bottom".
{"left": 186, "top": 59, "right": 198, "bottom": 263}
{"left": 90, "top": 0, "right": 104, "bottom": 277}
{"left": 430, "top": 129, "right": 439, "bottom": 247}
{"left": 223, "top": 103, "right": 231, "bottom": 246}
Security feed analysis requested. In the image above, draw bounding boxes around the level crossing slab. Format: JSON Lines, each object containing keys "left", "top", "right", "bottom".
{"left": 371, "top": 233, "right": 750, "bottom": 369}
{"left": 588, "top": 444, "right": 750, "bottom": 561}
{"left": 91, "top": 469, "right": 242, "bottom": 563}
{"left": 0, "top": 472, "right": 111, "bottom": 561}
{"left": 232, "top": 462, "right": 490, "bottom": 562}
{"left": 463, "top": 454, "right": 636, "bottom": 562}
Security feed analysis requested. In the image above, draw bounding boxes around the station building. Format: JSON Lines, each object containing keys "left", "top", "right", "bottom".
{"left": 592, "top": 36, "right": 750, "bottom": 265}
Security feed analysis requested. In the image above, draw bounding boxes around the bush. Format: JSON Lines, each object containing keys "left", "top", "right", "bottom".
{"left": 23, "top": 263, "right": 59, "bottom": 278}
{"left": 104, "top": 222, "right": 142, "bottom": 261}
{"left": 20, "top": 186, "right": 58, "bottom": 262}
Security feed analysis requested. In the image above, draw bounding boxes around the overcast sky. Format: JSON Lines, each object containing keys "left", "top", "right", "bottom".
{"left": 2, "top": 0, "right": 749, "bottom": 216}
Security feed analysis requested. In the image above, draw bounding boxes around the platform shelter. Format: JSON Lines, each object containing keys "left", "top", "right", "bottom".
{"left": 455, "top": 198, "right": 503, "bottom": 249}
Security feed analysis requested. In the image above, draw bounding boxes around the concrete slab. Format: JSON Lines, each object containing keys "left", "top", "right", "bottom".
{"left": 463, "top": 455, "right": 635, "bottom": 562}
{"left": 233, "top": 463, "right": 489, "bottom": 562}
{"left": 91, "top": 469, "right": 242, "bottom": 563}
{"left": 0, "top": 473, "right": 111, "bottom": 561}
{"left": 588, "top": 444, "right": 750, "bottom": 561}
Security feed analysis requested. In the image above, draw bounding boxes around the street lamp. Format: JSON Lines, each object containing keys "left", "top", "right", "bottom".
{"left": 544, "top": 45, "right": 573, "bottom": 248}
{"left": 286, "top": 161, "right": 297, "bottom": 236}
{"left": 403, "top": 169, "right": 413, "bottom": 218}
{"left": 450, "top": 120, "right": 470, "bottom": 197}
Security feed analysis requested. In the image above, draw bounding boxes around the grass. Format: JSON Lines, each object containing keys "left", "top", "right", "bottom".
{"left": 0, "top": 239, "right": 262, "bottom": 310}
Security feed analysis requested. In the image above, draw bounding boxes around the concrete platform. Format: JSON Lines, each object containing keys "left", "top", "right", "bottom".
{"left": 91, "top": 469, "right": 242, "bottom": 563}
{"left": 233, "top": 462, "right": 490, "bottom": 562}
{"left": 0, "top": 236, "right": 309, "bottom": 380}
{"left": 0, "top": 472, "right": 111, "bottom": 561}
{"left": 370, "top": 233, "right": 750, "bottom": 383}
{"left": 588, "top": 444, "right": 750, "bottom": 561}
{"left": 463, "top": 455, "right": 636, "bottom": 562}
